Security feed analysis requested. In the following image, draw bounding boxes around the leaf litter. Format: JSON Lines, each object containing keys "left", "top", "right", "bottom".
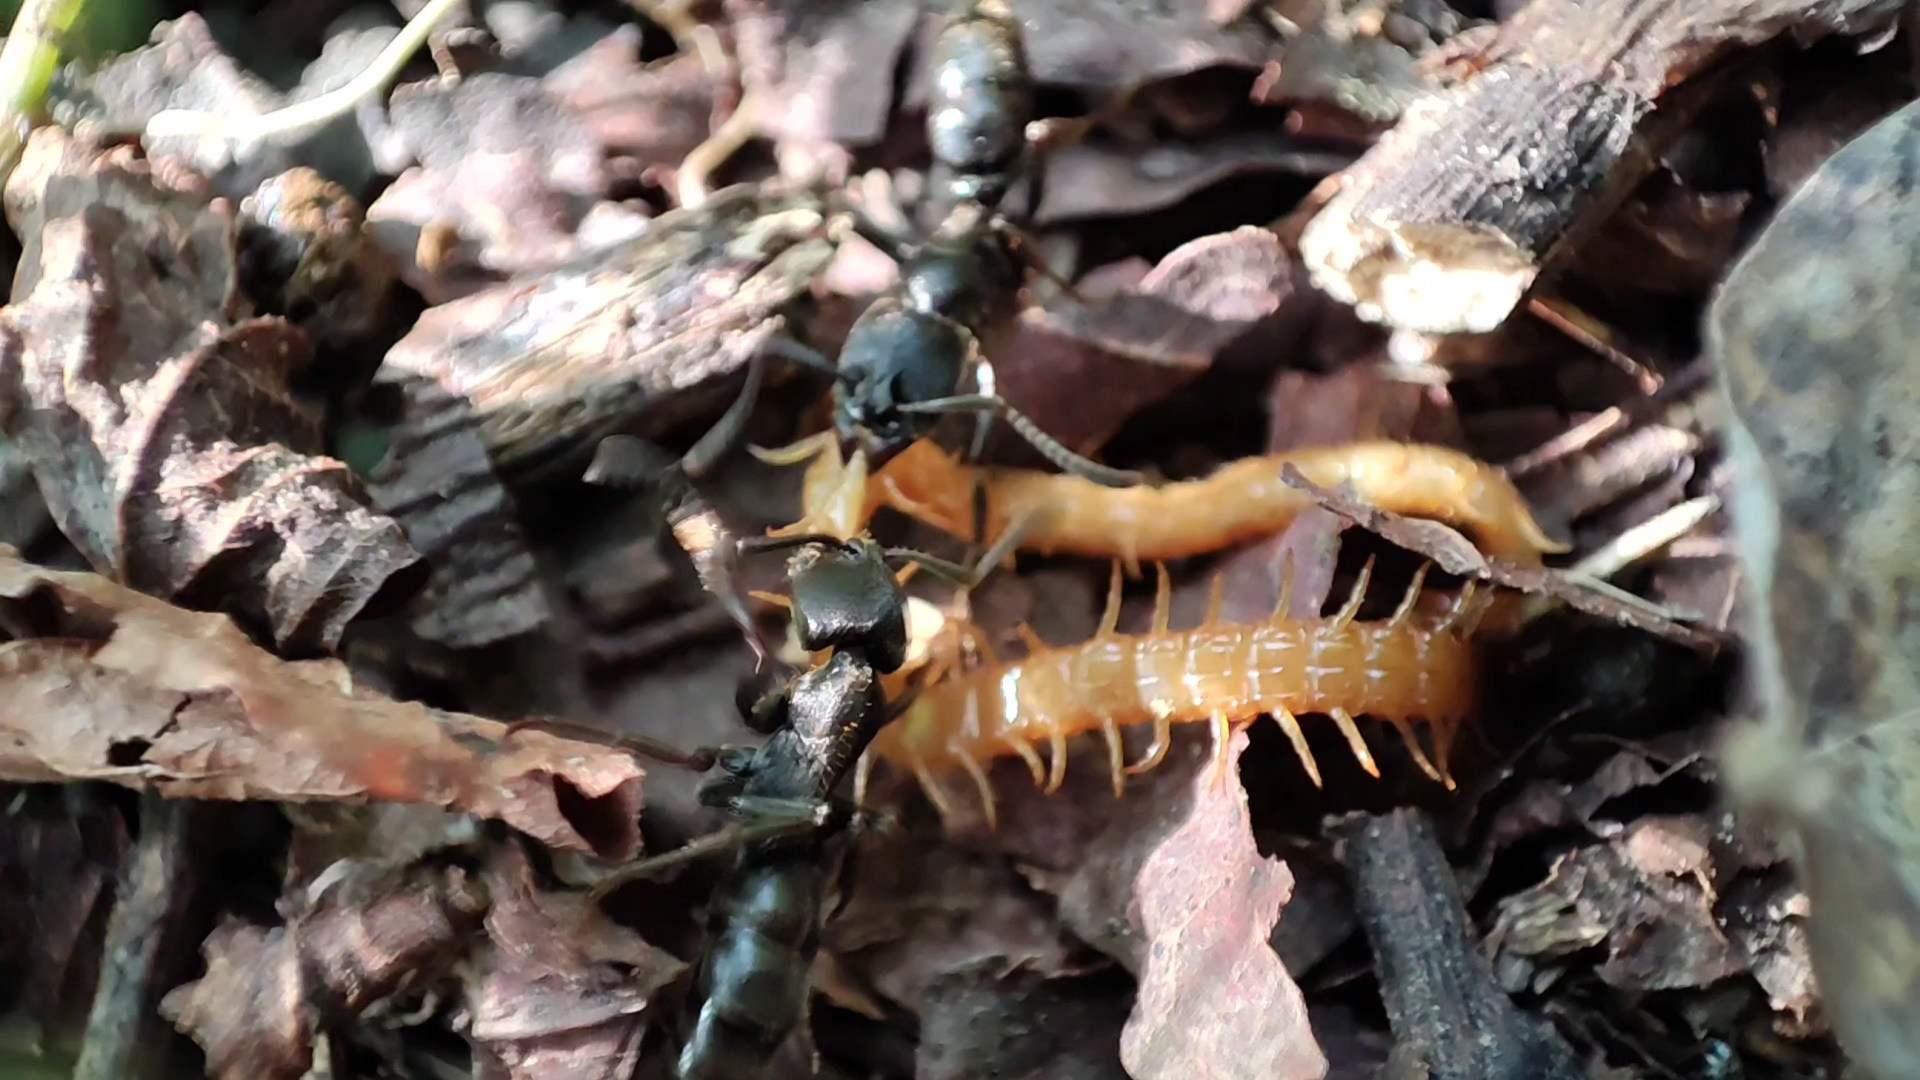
{"left": 0, "top": 0, "right": 1889, "bottom": 1076}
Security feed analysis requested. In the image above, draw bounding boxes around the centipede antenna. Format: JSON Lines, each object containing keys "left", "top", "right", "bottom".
{"left": 1126, "top": 715, "right": 1173, "bottom": 775}
{"left": 1004, "top": 734, "right": 1048, "bottom": 787}
{"left": 1270, "top": 708, "right": 1324, "bottom": 787}
{"left": 583, "top": 434, "right": 680, "bottom": 491}
{"left": 1151, "top": 562, "right": 1172, "bottom": 633}
{"left": 1100, "top": 718, "right": 1127, "bottom": 798}
{"left": 954, "top": 748, "right": 999, "bottom": 830}
{"left": 1097, "top": 561, "right": 1124, "bottom": 636}
{"left": 1389, "top": 563, "right": 1432, "bottom": 628}
{"left": 895, "top": 393, "right": 1145, "bottom": 487}
{"left": 748, "top": 430, "right": 838, "bottom": 467}
{"left": 1332, "top": 556, "right": 1376, "bottom": 630}
{"left": 680, "top": 349, "right": 769, "bottom": 481}
{"left": 1326, "top": 708, "right": 1381, "bottom": 778}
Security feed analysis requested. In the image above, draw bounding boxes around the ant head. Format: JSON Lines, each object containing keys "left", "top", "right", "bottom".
{"left": 786, "top": 538, "right": 910, "bottom": 673}
{"left": 834, "top": 304, "right": 970, "bottom": 446}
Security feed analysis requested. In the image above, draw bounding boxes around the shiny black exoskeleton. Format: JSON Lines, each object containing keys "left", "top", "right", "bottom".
{"left": 785, "top": 0, "right": 1140, "bottom": 489}
{"left": 926, "top": 0, "right": 1036, "bottom": 216}
{"left": 673, "top": 535, "right": 911, "bottom": 1080}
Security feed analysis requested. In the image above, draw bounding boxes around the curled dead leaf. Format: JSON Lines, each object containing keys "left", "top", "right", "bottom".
{"left": 0, "top": 126, "right": 422, "bottom": 655}
{"left": 0, "top": 548, "right": 644, "bottom": 860}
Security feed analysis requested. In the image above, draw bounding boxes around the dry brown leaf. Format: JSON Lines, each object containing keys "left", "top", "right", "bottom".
{"left": 467, "top": 846, "right": 683, "bottom": 1080}
{"left": 0, "top": 126, "right": 422, "bottom": 656}
{"left": 1279, "top": 465, "right": 1724, "bottom": 649}
{"left": 1119, "top": 726, "right": 1325, "bottom": 1080}
{"left": 162, "top": 857, "right": 489, "bottom": 1080}
{"left": 0, "top": 548, "right": 644, "bottom": 859}
{"left": 997, "top": 227, "right": 1295, "bottom": 458}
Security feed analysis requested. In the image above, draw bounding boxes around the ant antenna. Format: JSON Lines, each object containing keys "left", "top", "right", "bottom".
{"left": 896, "top": 394, "right": 1144, "bottom": 487}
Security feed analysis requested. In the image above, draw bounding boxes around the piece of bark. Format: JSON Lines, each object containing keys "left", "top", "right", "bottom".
{"left": 1330, "top": 808, "right": 1585, "bottom": 1080}
{"left": 363, "top": 182, "right": 833, "bottom": 647}
{"left": 1711, "top": 94, "right": 1920, "bottom": 1080}
{"left": 74, "top": 793, "right": 204, "bottom": 1080}
{"left": 1299, "top": 0, "right": 1906, "bottom": 334}
{"left": 161, "top": 854, "right": 491, "bottom": 1080}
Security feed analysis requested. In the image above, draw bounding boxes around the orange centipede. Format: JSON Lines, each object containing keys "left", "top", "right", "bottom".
{"left": 764, "top": 434, "right": 1568, "bottom": 572}
{"left": 856, "top": 555, "right": 1495, "bottom": 829}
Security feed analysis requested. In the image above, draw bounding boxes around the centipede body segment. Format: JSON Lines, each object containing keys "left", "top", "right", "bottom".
{"left": 858, "top": 556, "right": 1493, "bottom": 829}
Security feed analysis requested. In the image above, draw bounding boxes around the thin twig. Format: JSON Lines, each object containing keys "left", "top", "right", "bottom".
{"left": 144, "top": 0, "right": 461, "bottom": 143}
{"left": 0, "top": 0, "right": 87, "bottom": 181}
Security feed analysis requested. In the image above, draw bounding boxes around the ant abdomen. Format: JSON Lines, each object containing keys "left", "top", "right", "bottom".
{"left": 927, "top": 0, "right": 1034, "bottom": 211}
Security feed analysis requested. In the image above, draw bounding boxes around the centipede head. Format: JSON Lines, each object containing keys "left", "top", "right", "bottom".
{"left": 786, "top": 538, "right": 911, "bottom": 674}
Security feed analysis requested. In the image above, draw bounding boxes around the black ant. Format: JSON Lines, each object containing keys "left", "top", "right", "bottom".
{"left": 581, "top": 397, "right": 1017, "bottom": 1079}
{"left": 768, "top": 0, "right": 1142, "bottom": 492}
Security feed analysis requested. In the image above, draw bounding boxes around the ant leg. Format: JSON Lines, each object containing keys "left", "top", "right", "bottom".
{"left": 763, "top": 335, "right": 846, "bottom": 382}
{"left": 585, "top": 806, "right": 830, "bottom": 899}
{"left": 897, "top": 394, "right": 1144, "bottom": 487}
{"left": 831, "top": 203, "right": 918, "bottom": 266}
{"left": 678, "top": 350, "right": 769, "bottom": 481}
{"left": 584, "top": 434, "right": 681, "bottom": 491}
{"left": 502, "top": 718, "right": 723, "bottom": 772}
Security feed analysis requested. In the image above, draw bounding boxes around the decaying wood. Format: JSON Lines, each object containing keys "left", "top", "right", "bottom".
{"left": 73, "top": 794, "right": 206, "bottom": 1080}
{"left": 1299, "top": 0, "right": 1906, "bottom": 334}
{"left": 1331, "top": 808, "right": 1585, "bottom": 1080}
{"left": 1711, "top": 95, "right": 1920, "bottom": 1080}
{"left": 363, "top": 182, "right": 836, "bottom": 648}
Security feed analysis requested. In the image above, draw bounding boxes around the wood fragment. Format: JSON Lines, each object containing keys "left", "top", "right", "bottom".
{"left": 1300, "top": 0, "right": 1905, "bottom": 334}
{"left": 73, "top": 793, "right": 205, "bottom": 1080}
{"left": 1331, "top": 808, "right": 1586, "bottom": 1080}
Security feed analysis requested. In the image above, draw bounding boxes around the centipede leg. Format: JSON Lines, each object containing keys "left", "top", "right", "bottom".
{"left": 1385, "top": 717, "right": 1450, "bottom": 787}
{"left": 1207, "top": 712, "right": 1234, "bottom": 789}
{"left": 1151, "top": 562, "right": 1172, "bottom": 634}
{"left": 1327, "top": 707, "right": 1380, "bottom": 777}
{"left": 1005, "top": 734, "right": 1048, "bottom": 787}
{"left": 953, "top": 746, "right": 1000, "bottom": 830}
{"left": 1332, "top": 556, "right": 1375, "bottom": 630}
{"left": 1203, "top": 573, "right": 1225, "bottom": 625}
{"left": 854, "top": 751, "right": 874, "bottom": 807}
{"left": 1013, "top": 622, "right": 1048, "bottom": 654}
{"left": 906, "top": 742, "right": 960, "bottom": 823}
{"left": 1270, "top": 707, "right": 1325, "bottom": 787}
{"left": 1436, "top": 580, "right": 1482, "bottom": 633}
{"left": 1389, "top": 563, "right": 1432, "bottom": 627}
{"left": 1126, "top": 713, "right": 1173, "bottom": 775}
{"left": 1273, "top": 550, "right": 1296, "bottom": 619}
{"left": 1045, "top": 725, "right": 1069, "bottom": 794}
{"left": 1100, "top": 718, "right": 1127, "bottom": 798}
{"left": 1097, "top": 561, "right": 1124, "bottom": 637}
